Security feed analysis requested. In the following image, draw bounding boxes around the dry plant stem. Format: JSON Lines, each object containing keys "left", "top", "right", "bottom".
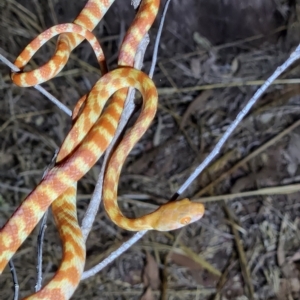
{"left": 0, "top": 182, "right": 30, "bottom": 194}
{"left": 194, "top": 117, "right": 300, "bottom": 198}
{"left": 81, "top": 231, "right": 147, "bottom": 280}
{"left": 223, "top": 204, "right": 254, "bottom": 299}
{"left": 277, "top": 214, "right": 288, "bottom": 267}
{"left": 162, "top": 229, "right": 185, "bottom": 300}
{"left": 8, "top": 260, "right": 19, "bottom": 300}
{"left": 148, "top": 0, "right": 172, "bottom": 78}
{"left": 158, "top": 61, "right": 179, "bottom": 92}
{"left": 180, "top": 243, "right": 221, "bottom": 276}
{"left": 0, "top": 54, "right": 71, "bottom": 116}
{"left": 132, "top": 0, "right": 143, "bottom": 9}
{"left": 35, "top": 211, "right": 48, "bottom": 292}
{"left": 157, "top": 78, "right": 300, "bottom": 95}
{"left": 34, "top": 150, "right": 58, "bottom": 292}
{"left": 213, "top": 253, "right": 237, "bottom": 300}
{"left": 173, "top": 43, "right": 300, "bottom": 198}
{"left": 113, "top": 182, "right": 300, "bottom": 213}
{"left": 195, "top": 183, "right": 300, "bottom": 203}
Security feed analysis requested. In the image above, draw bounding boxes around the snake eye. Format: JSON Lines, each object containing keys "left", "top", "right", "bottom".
{"left": 180, "top": 216, "right": 191, "bottom": 225}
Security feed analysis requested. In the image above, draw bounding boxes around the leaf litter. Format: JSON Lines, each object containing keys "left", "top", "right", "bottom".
{"left": 1, "top": 0, "right": 300, "bottom": 299}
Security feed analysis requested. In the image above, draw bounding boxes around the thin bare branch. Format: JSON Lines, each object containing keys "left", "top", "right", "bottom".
{"left": 0, "top": 54, "right": 71, "bottom": 116}
{"left": 82, "top": 230, "right": 147, "bottom": 280}
{"left": 35, "top": 211, "right": 48, "bottom": 292}
{"left": 173, "top": 44, "right": 300, "bottom": 198}
{"left": 149, "top": 0, "right": 172, "bottom": 78}
{"left": 8, "top": 260, "right": 19, "bottom": 300}
{"left": 157, "top": 78, "right": 300, "bottom": 95}
{"left": 35, "top": 150, "right": 58, "bottom": 291}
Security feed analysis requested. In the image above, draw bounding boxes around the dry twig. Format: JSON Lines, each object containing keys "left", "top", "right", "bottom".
{"left": 223, "top": 203, "right": 254, "bottom": 299}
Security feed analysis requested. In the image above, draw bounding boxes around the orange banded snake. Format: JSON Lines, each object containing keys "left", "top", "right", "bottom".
{"left": 1, "top": 0, "right": 205, "bottom": 298}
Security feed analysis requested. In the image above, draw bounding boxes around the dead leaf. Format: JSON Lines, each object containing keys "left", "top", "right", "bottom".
{"left": 0, "top": 151, "right": 13, "bottom": 167}
{"left": 157, "top": 150, "right": 173, "bottom": 175}
{"left": 256, "top": 167, "right": 279, "bottom": 188}
{"left": 287, "top": 133, "right": 300, "bottom": 162}
{"left": 124, "top": 269, "right": 143, "bottom": 285}
{"left": 170, "top": 250, "right": 221, "bottom": 277}
{"left": 180, "top": 246, "right": 221, "bottom": 276}
{"left": 259, "top": 112, "right": 274, "bottom": 124}
{"left": 230, "top": 174, "right": 256, "bottom": 194}
{"left": 190, "top": 269, "right": 219, "bottom": 287}
{"left": 278, "top": 277, "right": 300, "bottom": 299}
{"left": 290, "top": 277, "right": 300, "bottom": 293}
{"left": 35, "top": 115, "right": 44, "bottom": 126}
{"left": 140, "top": 286, "right": 155, "bottom": 300}
{"left": 153, "top": 115, "right": 163, "bottom": 147}
{"left": 128, "top": 148, "right": 158, "bottom": 174}
{"left": 221, "top": 56, "right": 240, "bottom": 78}
{"left": 284, "top": 133, "right": 300, "bottom": 176}
{"left": 171, "top": 252, "right": 201, "bottom": 271}
{"left": 193, "top": 32, "right": 212, "bottom": 51}
{"left": 231, "top": 57, "right": 239, "bottom": 75}
{"left": 143, "top": 252, "right": 161, "bottom": 290}
{"left": 180, "top": 90, "right": 212, "bottom": 129}
{"left": 277, "top": 214, "right": 288, "bottom": 267}
{"left": 190, "top": 58, "right": 201, "bottom": 78}
{"left": 290, "top": 249, "right": 300, "bottom": 262}
{"left": 277, "top": 245, "right": 285, "bottom": 269}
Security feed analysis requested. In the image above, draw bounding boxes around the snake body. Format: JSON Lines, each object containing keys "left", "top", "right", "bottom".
{"left": 11, "top": 0, "right": 113, "bottom": 87}
{"left": 1, "top": 0, "right": 205, "bottom": 299}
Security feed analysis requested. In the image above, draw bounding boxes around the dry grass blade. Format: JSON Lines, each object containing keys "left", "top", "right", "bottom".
{"left": 194, "top": 183, "right": 300, "bottom": 203}
{"left": 212, "top": 253, "right": 236, "bottom": 300}
{"left": 178, "top": 244, "right": 221, "bottom": 277}
{"left": 277, "top": 214, "right": 288, "bottom": 268}
{"left": 194, "top": 117, "right": 300, "bottom": 198}
{"left": 157, "top": 78, "right": 300, "bottom": 95}
{"left": 223, "top": 203, "right": 254, "bottom": 300}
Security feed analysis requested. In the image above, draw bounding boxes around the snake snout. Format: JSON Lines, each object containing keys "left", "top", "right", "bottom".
{"left": 186, "top": 202, "right": 205, "bottom": 224}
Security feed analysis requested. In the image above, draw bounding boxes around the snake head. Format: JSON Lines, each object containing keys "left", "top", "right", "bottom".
{"left": 153, "top": 198, "right": 205, "bottom": 231}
